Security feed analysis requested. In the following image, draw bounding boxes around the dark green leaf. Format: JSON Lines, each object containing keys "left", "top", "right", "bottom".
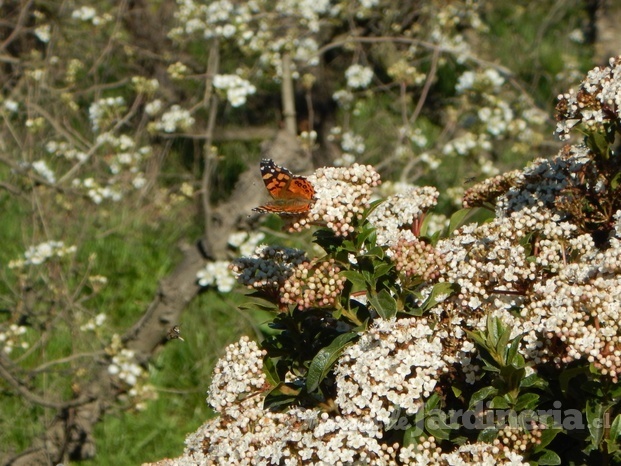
{"left": 515, "top": 393, "right": 539, "bottom": 411}
{"left": 340, "top": 270, "right": 367, "bottom": 290}
{"left": 533, "top": 449, "right": 562, "bottom": 465}
{"left": 477, "top": 427, "right": 498, "bottom": 443}
{"left": 586, "top": 399, "right": 605, "bottom": 446}
{"left": 305, "top": 332, "right": 358, "bottom": 392}
{"left": 607, "top": 413, "right": 621, "bottom": 453}
{"left": 469, "top": 386, "right": 497, "bottom": 410}
{"left": 262, "top": 356, "right": 280, "bottom": 386}
{"left": 368, "top": 289, "right": 397, "bottom": 319}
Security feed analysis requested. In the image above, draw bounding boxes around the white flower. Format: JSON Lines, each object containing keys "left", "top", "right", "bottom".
{"left": 32, "top": 160, "right": 56, "bottom": 183}
{"left": 213, "top": 74, "right": 256, "bottom": 107}
{"left": 153, "top": 105, "right": 195, "bottom": 132}
{"left": 345, "top": 64, "right": 374, "bottom": 89}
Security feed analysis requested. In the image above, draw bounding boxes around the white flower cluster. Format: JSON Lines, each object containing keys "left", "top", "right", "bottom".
{"left": 9, "top": 241, "right": 77, "bottom": 268}
{"left": 555, "top": 56, "right": 621, "bottom": 140}
{"left": 368, "top": 186, "right": 439, "bottom": 245}
{"left": 340, "top": 131, "right": 365, "bottom": 155}
{"left": 96, "top": 132, "right": 151, "bottom": 175}
{"left": 171, "top": 0, "right": 248, "bottom": 39}
{"left": 71, "top": 178, "right": 122, "bottom": 204}
{"left": 399, "top": 439, "right": 529, "bottom": 465}
{"left": 0, "top": 324, "right": 29, "bottom": 355}
{"left": 335, "top": 318, "right": 447, "bottom": 426}
{"left": 455, "top": 68, "right": 505, "bottom": 94}
{"left": 71, "top": 6, "right": 112, "bottom": 25}
{"left": 89, "top": 96, "right": 126, "bottom": 132}
{"left": 34, "top": 24, "right": 51, "bottom": 43}
{"left": 31, "top": 160, "right": 56, "bottom": 183}
{"left": 207, "top": 336, "right": 267, "bottom": 412}
{"left": 3, "top": 99, "right": 18, "bottom": 113}
{"left": 442, "top": 131, "right": 492, "bottom": 157}
{"left": 345, "top": 64, "right": 374, "bottom": 89}
{"left": 80, "top": 313, "right": 107, "bottom": 332}
{"left": 46, "top": 140, "right": 88, "bottom": 162}
{"left": 213, "top": 74, "right": 256, "bottom": 107}
{"left": 169, "top": 336, "right": 401, "bottom": 465}
{"left": 332, "top": 89, "right": 354, "bottom": 108}
{"left": 227, "top": 231, "right": 265, "bottom": 257}
{"left": 291, "top": 163, "right": 381, "bottom": 236}
{"left": 108, "top": 348, "right": 144, "bottom": 386}
{"left": 439, "top": 144, "right": 621, "bottom": 382}
{"left": 151, "top": 105, "right": 195, "bottom": 133}
{"left": 196, "top": 261, "right": 235, "bottom": 293}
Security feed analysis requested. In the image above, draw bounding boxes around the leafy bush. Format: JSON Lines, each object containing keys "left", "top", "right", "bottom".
{"left": 163, "top": 58, "right": 621, "bottom": 465}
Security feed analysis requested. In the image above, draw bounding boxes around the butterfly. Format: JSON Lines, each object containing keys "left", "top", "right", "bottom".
{"left": 253, "top": 158, "right": 315, "bottom": 215}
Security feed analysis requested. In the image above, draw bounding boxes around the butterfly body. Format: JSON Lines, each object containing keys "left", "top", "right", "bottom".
{"left": 253, "top": 159, "right": 315, "bottom": 215}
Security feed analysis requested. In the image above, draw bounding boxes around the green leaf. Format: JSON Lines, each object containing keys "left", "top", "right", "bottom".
{"left": 477, "top": 427, "right": 498, "bottom": 443}
{"left": 263, "top": 384, "right": 300, "bottom": 410}
{"left": 514, "top": 393, "right": 539, "bottom": 411}
{"left": 368, "top": 289, "right": 398, "bottom": 319}
{"left": 469, "top": 386, "right": 497, "bottom": 410}
{"left": 519, "top": 373, "right": 548, "bottom": 390}
{"left": 505, "top": 335, "right": 522, "bottom": 366}
{"left": 534, "top": 424, "right": 562, "bottom": 452}
{"left": 421, "top": 282, "right": 456, "bottom": 312}
{"left": 262, "top": 356, "right": 280, "bottom": 386}
{"left": 366, "top": 245, "right": 385, "bottom": 259}
{"left": 558, "top": 365, "right": 588, "bottom": 395}
{"left": 425, "top": 414, "right": 451, "bottom": 440}
{"left": 586, "top": 399, "right": 605, "bottom": 446}
{"left": 448, "top": 208, "right": 473, "bottom": 234}
{"left": 533, "top": 449, "right": 562, "bottom": 465}
{"left": 490, "top": 396, "right": 510, "bottom": 409}
{"left": 373, "top": 261, "right": 394, "bottom": 278}
{"left": 607, "top": 413, "right": 621, "bottom": 453}
{"left": 341, "top": 270, "right": 367, "bottom": 291}
{"left": 306, "top": 332, "right": 358, "bottom": 392}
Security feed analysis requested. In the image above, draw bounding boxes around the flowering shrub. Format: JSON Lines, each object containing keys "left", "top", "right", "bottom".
{"left": 160, "top": 59, "right": 621, "bottom": 465}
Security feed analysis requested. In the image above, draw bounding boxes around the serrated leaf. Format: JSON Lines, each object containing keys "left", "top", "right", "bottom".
{"left": 306, "top": 332, "right": 358, "bottom": 392}
{"left": 368, "top": 289, "right": 397, "bottom": 319}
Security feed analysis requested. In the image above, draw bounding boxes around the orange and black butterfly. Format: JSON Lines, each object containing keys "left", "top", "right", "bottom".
{"left": 253, "top": 159, "right": 315, "bottom": 215}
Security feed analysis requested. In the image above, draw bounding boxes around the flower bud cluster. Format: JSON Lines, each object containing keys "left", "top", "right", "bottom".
{"left": 390, "top": 234, "right": 444, "bottom": 282}
{"left": 280, "top": 258, "right": 345, "bottom": 309}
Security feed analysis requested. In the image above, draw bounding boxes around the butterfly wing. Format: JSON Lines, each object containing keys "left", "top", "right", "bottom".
{"left": 254, "top": 158, "right": 315, "bottom": 215}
